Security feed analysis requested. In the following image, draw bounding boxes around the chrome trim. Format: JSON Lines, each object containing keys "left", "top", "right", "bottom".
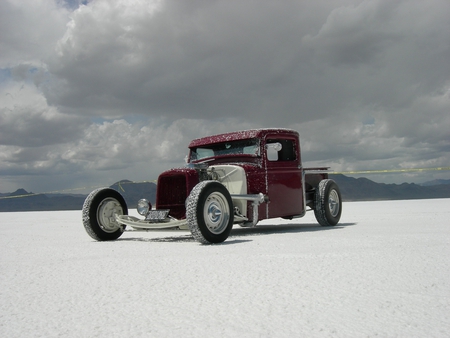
{"left": 115, "top": 214, "right": 188, "bottom": 230}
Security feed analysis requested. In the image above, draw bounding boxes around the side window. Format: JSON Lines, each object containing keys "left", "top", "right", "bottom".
{"left": 266, "top": 139, "right": 296, "bottom": 162}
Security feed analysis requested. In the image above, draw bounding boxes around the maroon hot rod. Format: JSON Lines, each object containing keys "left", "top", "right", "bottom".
{"left": 82, "top": 128, "right": 342, "bottom": 244}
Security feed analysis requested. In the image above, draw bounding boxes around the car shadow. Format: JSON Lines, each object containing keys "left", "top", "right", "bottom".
{"left": 119, "top": 234, "right": 252, "bottom": 245}
{"left": 119, "top": 222, "right": 355, "bottom": 244}
{"left": 230, "top": 222, "right": 355, "bottom": 239}
{"left": 118, "top": 234, "right": 194, "bottom": 243}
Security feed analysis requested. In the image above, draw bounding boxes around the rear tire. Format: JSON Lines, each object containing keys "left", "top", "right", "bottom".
{"left": 82, "top": 188, "right": 128, "bottom": 241}
{"left": 314, "top": 179, "right": 342, "bottom": 226}
{"left": 186, "top": 181, "right": 234, "bottom": 244}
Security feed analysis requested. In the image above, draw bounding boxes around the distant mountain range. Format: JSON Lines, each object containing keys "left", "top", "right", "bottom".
{"left": 0, "top": 176, "right": 449, "bottom": 212}
{"left": 0, "top": 180, "right": 156, "bottom": 212}
{"left": 330, "top": 175, "right": 450, "bottom": 201}
{"left": 419, "top": 179, "right": 450, "bottom": 186}
{"left": 0, "top": 189, "right": 87, "bottom": 212}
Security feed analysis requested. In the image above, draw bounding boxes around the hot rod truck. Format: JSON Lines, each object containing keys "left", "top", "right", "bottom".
{"left": 82, "top": 128, "right": 342, "bottom": 244}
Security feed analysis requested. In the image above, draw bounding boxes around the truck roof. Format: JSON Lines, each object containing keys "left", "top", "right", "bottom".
{"left": 188, "top": 128, "right": 299, "bottom": 148}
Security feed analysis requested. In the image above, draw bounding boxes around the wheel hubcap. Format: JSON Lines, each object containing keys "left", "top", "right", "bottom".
{"left": 204, "top": 192, "right": 230, "bottom": 234}
{"left": 97, "top": 198, "right": 124, "bottom": 233}
{"left": 328, "top": 189, "right": 340, "bottom": 217}
{"left": 208, "top": 203, "right": 222, "bottom": 222}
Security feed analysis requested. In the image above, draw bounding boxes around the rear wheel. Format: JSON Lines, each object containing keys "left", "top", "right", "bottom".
{"left": 186, "top": 181, "right": 234, "bottom": 244}
{"left": 82, "top": 188, "right": 128, "bottom": 241}
{"left": 314, "top": 179, "right": 342, "bottom": 226}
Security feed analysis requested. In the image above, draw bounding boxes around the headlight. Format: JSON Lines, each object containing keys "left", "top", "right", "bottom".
{"left": 137, "top": 199, "right": 152, "bottom": 216}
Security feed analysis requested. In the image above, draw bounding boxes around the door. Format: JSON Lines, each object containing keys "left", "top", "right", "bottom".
{"left": 265, "top": 136, "right": 303, "bottom": 218}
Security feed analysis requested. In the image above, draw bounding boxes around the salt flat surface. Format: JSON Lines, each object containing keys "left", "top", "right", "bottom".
{"left": 1, "top": 199, "right": 449, "bottom": 337}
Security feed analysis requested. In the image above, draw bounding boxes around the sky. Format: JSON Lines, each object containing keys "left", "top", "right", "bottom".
{"left": 1, "top": 0, "right": 449, "bottom": 194}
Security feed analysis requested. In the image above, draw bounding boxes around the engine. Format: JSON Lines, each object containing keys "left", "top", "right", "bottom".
{"left": 156, "top": 164, "right": 248, "bottom": 220}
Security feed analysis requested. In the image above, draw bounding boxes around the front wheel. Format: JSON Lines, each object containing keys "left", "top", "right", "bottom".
{"left": 186, "top": 181, "right": 234, "bottom": 244}
{"left": 314, "top": 179, "right": 342, "bottom": 226}
{"left": 82, "top": 188, "right": 128, "bottom": 241}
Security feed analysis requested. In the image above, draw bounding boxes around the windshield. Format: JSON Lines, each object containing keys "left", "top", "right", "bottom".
{"left": 190, "top": 139, "right": 259, "bottom": 162}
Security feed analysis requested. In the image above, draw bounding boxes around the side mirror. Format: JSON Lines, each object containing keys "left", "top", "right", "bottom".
{"left": 266, "top": 142, "right": 282, "bottom": 161}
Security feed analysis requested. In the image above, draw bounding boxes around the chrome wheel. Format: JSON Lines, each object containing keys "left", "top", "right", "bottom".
{"left": 82, "top": 188, "right": 128, "bottom": 241}
{"left": 328, "top": 189, "right": 340, "bottom": 218}
{"left": 314, "top": 179, "right": 342, "bottom": 226}
{"left": 96, "top": 198, "right": 124, "bottom": 233}
{"left": 186, "top": 181, "right": 234, "bottom": 244}
{"left": 203, "top": 192, "right": 230, "bottom": 234}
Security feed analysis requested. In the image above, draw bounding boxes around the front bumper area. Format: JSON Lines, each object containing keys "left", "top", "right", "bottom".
{"left": 115, "top": 214, "right": 189, "bottom": 230}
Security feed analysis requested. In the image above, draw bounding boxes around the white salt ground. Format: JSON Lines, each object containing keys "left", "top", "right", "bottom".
{"left": 1, "top": 199, "right": 449, "bottom": 337}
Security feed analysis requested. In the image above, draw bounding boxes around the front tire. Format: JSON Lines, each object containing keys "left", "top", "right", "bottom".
{"left": 82, "top": 188, "right": 128, "bottom": 241}
{"left": 314, "top": 179, "right": 342, "bottom": 226}
{"left": 186, "top": 181, "right": 234, "bottom": 244}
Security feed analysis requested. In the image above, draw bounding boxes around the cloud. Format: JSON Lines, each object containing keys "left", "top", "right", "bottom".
{"left": 1, "top": 0, "right": 449, "bottom": 193}
{"left": 0, "top": 82, "right": 88, "bottom": 147}
{"left": 303, "top": 2, "right": 398, "bottom": 66}
{"left": 0, "top": 0, "right": 70, "bottom": 66}
{"left": 47, "top": 0, "right": 450, "bottom": 121}
{"left": 47, "top": 0, "right": 332, "bottom": 120}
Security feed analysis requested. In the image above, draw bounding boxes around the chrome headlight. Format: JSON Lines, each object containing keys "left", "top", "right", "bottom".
{"left": 137, "top": 199, "right": 152, "bottom": 216}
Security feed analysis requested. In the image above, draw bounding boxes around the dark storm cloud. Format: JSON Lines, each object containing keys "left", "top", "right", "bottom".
{"left": 0, "top": 107, "right": 86, "bottom": 148}
{"left": 48, "top": 0, "right": 336, "bottom": 120}
{"left": 48, "top": 0, "right": 450, "bottom": 123}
